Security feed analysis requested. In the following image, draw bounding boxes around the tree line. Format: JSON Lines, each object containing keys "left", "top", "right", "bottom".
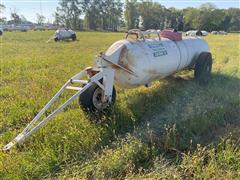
{"left": 124, "top": 1, "right": 240, "bottom": 32}
{"left": 55, "top": 0, "right": 240, "bottom": 32}
{"left": 55, "top": 0, "right": 123, "bottom": 31}
{"left": 1, "top": 1, "right": 239, "bottom": 32}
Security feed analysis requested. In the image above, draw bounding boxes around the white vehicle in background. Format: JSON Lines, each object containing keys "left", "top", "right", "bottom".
{"left": 201, "top": 30, "right": 208, "bottom": 36}
{"left": 54, "top": 28, "right": 77, "bottom": 41}
{"left": 18, "top": 25, "right": 29, "bottom": 32}
{"left": 6, "top": 25, "right": 14, "bottom": 31}
{"left": 44, "top": 24, "right": 58, "bottom": 30}
{"left": 186, "top": 30, "right": 208, "bottom": 36}
{"left": 211, "top": 31, "right": 218, "bottom": 34}
{"left": 34, "top": 25, "right": 45, "bottom": 31}
{"left": 219, "top": 31, "right": 227, "bottom": 35}
{"left": 0, "top": 27, "right": 3, "bottom": 35}
{"left": 9, "top": 25, "right": 29, "bottom": 32}
{"left": 211, "top": 31, "right": 228, "bottom": 35}
{"left": 186, "top": 30, "right": 196, "bottom": 36}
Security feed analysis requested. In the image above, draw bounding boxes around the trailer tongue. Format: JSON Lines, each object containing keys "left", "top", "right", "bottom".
{"left": 3, "top": 29, "right": 212, "bottom": 152}
{"left": 3, "top": 54, "right": 133, "bottom": 152}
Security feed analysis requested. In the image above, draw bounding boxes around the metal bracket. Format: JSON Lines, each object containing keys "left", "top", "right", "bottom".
{"left": 125, "top": 29, "right": 161, "bottom": 41}
{"left": 3, "top": 68, "right": 106, "bottom": 152}
{"left": 101, "top": 56, "right": 137, "bottom": 77}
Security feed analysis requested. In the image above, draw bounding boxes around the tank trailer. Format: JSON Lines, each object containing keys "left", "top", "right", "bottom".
{"left": 54, "top": 28, "right": 77, "bottom": 41}
{"left": 3, "top": 29, "right": 212, "bottom": 151}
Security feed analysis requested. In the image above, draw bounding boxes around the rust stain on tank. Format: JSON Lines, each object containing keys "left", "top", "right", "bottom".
{"left": 108, "top": 44, "right": 138, "bottom": 76}
{"left": 119, "top": 45, "right": 128, "bottom": 63}
{"left": 119, "top": 45, "right": 136, "bottom": 68}
{"left": 112, "top": 45, "right": 133, "bottom": 73}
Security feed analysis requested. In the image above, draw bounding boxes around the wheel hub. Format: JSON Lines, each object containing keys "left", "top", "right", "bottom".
{"left": 92, "top": 87, "right": 109, "bottom": 111}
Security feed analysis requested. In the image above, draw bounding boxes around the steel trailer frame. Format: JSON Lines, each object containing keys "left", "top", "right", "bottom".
{"left": 3, "top": 29, "right": 183, "bottom": 152}
{"left": 3, "top": 64, "right": 115, "bottom": 152}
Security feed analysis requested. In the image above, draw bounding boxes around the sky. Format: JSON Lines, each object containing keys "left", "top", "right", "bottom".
{"left": 1, "top": 0, "right": 240, "bottom": 23}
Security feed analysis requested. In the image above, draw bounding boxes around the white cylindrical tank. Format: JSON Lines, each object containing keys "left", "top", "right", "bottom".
{"left": 104, "top": 37, "right": 209, "bottom": 88}
{"left": 55, "top": 29, "right": 76, "bottom": 40}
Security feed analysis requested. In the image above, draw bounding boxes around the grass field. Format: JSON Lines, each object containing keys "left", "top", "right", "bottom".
{"left": 0, "top": 31, "right": 239, "bottom": 179}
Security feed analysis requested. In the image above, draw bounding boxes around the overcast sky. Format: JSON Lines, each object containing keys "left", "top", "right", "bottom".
{"left": 1, "top": 0, "right": 240, "bottom": 23}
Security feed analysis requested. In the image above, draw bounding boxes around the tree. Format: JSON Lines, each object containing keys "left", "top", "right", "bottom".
{"left": 165, "top": 7, "right": 183, "bottom": 30}
{"left": 20, "top": 15, "right": 27, "bottom": 22}
{"left": 0, "top": 3, "right": 6, "bottom": 23}
{"left": 125, "top": 1, "right": 183, "bottom": 30}
{"left": 55, "top": 0, "right": 82, "bottom": 30}
{"left": 0, "top": 3, "right": 4, "bottom": 11}
{"left": 199, "top": 3, "right": 217, "bottom": 10}
{"left": 226, "top": 8, "right": 240, "bottom": 31}
{"left": 53, "top": 0, "right": 240, "bottom": 32}
{"left": 124, "top": 0, "right": 139, "bottom": 29}
{"left": 36, "top": 13, "right": 46, "bottom": 25}
{"left": 82, "top": 0, "right": 102, "bottom": 30}
{"left": 184, "top": 2, "right": 230, "bottom": 32}
{"left": 99, "top": 0, "right": 123, "bottom": 31}
{"left": 207, "top": 9, "right": 225, "bottom": 31}
{"left": 81, "top": 0, "right": 122, "bottom": 31}
{"left": 11, "top": 12, "right": 21, "bottom": 24}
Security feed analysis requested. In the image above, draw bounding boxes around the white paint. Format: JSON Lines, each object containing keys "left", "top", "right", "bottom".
{"left": 55, "top": 29, "right": 76, "bottom": 40}
{"left": 103, "top": 37, "right": 209, "bottom": 88}
{"left": 186, "top": 30, "right": 208, "bottom": 36}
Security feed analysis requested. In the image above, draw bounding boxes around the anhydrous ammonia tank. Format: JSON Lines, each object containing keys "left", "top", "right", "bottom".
{"left": 3, "top": 29, "right": 213, "bottom": 152}
{"left": 54, "top": 29, "right": 76, "bottom": 41}
{"left": 104, "top": 37, "right": 210, "bottom": 88}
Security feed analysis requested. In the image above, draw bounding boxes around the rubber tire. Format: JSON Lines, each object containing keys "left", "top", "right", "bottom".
{"left": 54, "top": 37, "right": 59, "bottom": 42}
{"left": 194, "top": 52, "right": 212, "bottom": 85}
{"left": 71, "top": 34, "right": 76, "bottom": 41}
{"left": 79, "top": 84, "right": 116, "bottom": 112}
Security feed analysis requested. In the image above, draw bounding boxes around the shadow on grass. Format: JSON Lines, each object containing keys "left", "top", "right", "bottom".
{"left": 5, "top": 73, "right": 238, "bottom": 179}
{"left": 88, "top": 73, "right": 240, "bottom": 152}
{"left": 54, "top": 72, "right": 239, "bottom": 178}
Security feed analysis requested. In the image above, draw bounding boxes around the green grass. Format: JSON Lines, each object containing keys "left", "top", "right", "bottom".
{"left": 0, "top": 31, "right": 239, "bottom": 179}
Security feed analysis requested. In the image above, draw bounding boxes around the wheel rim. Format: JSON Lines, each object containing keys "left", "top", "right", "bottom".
{"left": 200, "top": 59, "right": 211, "bottom": 83}
{"left": 92, "top": 87, "right": 108, "bottom": 111}
{"left": 205, "top": 60, "right": 211, "bottom": 75}
{"left": 206, "top": 64, "right": 211, "bottom": 72}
